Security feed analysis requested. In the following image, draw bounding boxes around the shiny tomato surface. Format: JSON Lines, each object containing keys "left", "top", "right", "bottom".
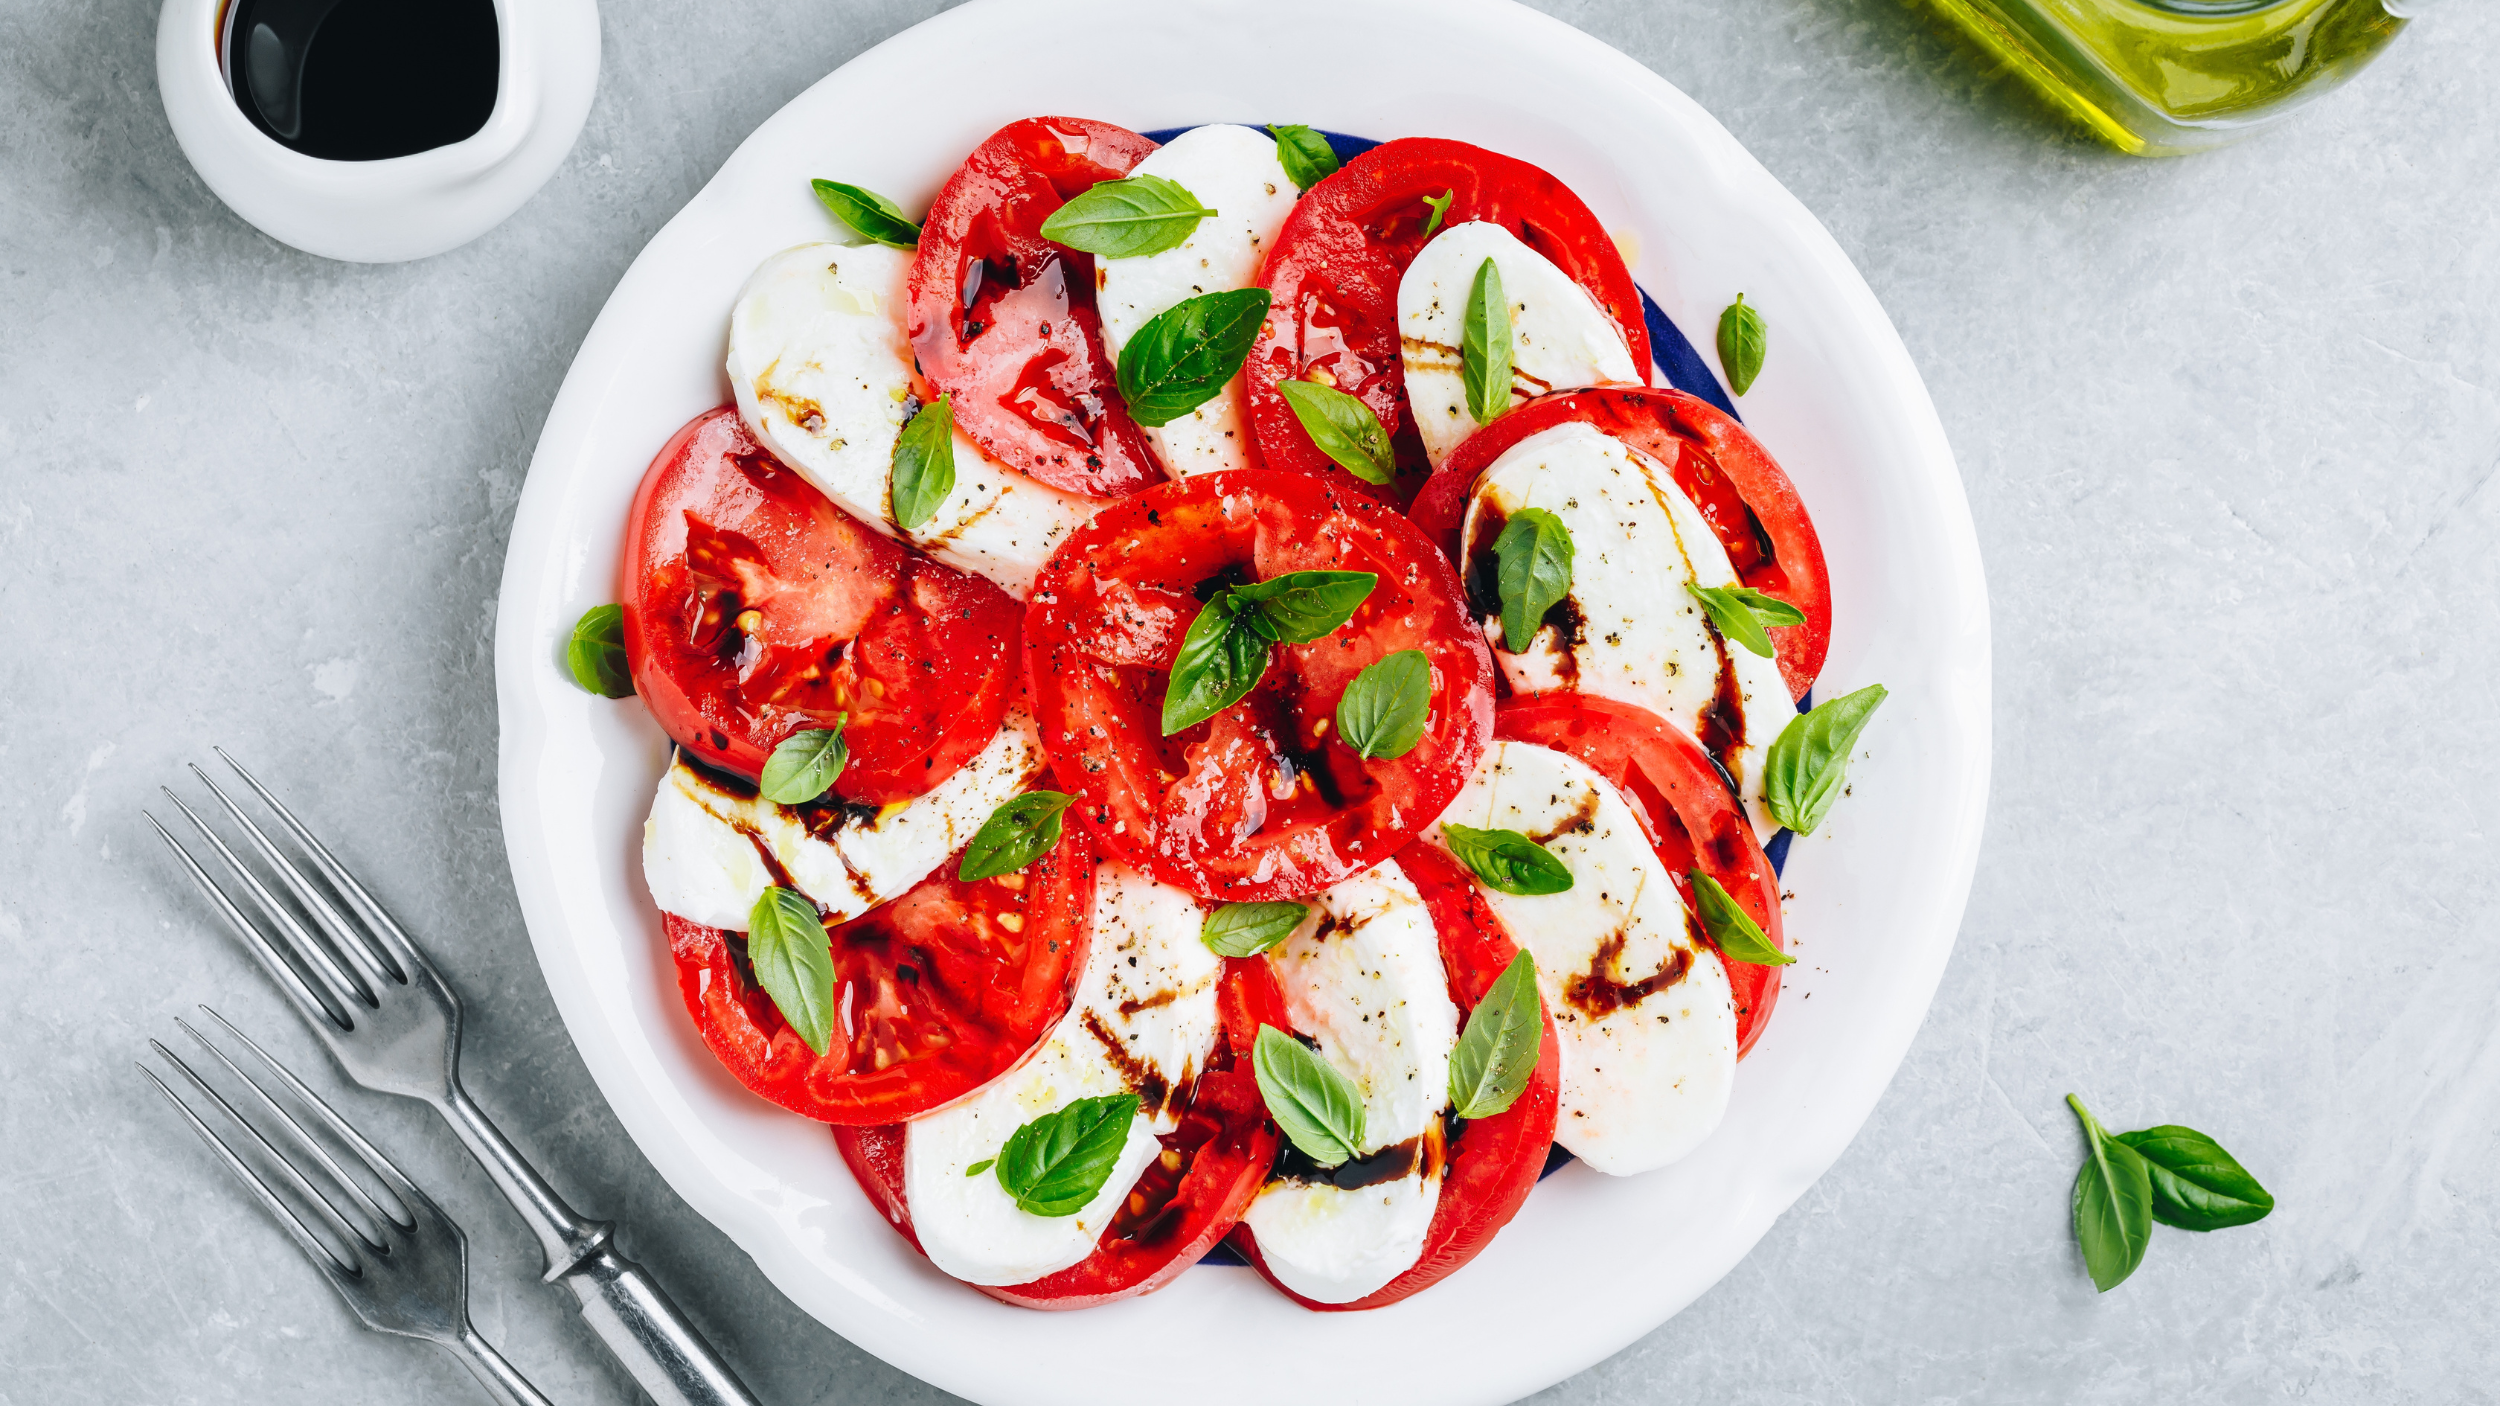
{"left": 621, "top": 406, "right": 1024, "bottom": 803}
{"left": 1024, "top": 470, "right": 1494, "bottom": 901}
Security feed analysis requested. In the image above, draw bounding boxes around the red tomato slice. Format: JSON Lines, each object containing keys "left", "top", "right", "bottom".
{"left": 1244, "top": 137, "right": 1651, "bottom": 502}
{"left": 1230, "top": 842, "right": 1562, "bottom": 1311}
{"left": 1494, "top": 694, "right": 1786, "bottom": 1056}
{"left": 1410, "top": 386, "right": 1832, "bottom": 699}
{"left": 906, "top": 117, "right": 1162, "bottom": 498}
{"left": 621, "top": 406, "right": 1025, "bottom": 803}
{"left": 1025, "top": 470, "right": 1494, "bottom": 901}
{"left": 831, "top": 955, "right": 1290, "bottom": 1310}
{"left": 660, "top": 822, "right": 1093, "bottom": 1124}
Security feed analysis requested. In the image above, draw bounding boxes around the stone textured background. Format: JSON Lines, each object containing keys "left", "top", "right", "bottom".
{"left": 5, "top": 0, "right": 2496, "bottom": 1401}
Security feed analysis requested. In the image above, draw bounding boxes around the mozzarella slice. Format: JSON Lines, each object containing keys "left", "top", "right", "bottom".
{"left": 1461, "top": 420, "right": 1794, "bottom": 839}
{"left": 1240, "top": 861, "right": 1459, "bottom": 1304}
{"left": 1397, "top": 221, "right": 1640, "bottom": 467}
{"left": 727, "top": 241, "right": 1096, "bottom": 598}
{"left": 903, "top": 861, "right": 1221, "bottom": 1286}
{"left": 640, "top": 708, "right": 1046, "bottom": 930}
{"left": 1433, "top": 740, "right": 1735, "bottom": 1175}
{"left": 1095, "top": 125, "right": 1299, "bottom": 480}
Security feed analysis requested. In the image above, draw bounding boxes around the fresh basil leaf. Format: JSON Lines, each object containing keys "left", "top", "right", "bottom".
{"left": 1202, "top": 901, "right": 1310, "bottom": 958}
{"left": 890, "top": 392, "right": 955, "bottom": 531}
{"left": 811, "top": 179, "right": 920, "bottom": 249}
{"left": 1441, "top": 823, "right": 1574, "bottom": 896}
{"left": 1686, "top": 581, "right": 1781, "bottom": 658}
{"left": 2067, "top": 1094, "right": 2154, "bottom": 1292}
{"left": 963, "top": 1158, "right": 994, "bottom": 1177}
{"left": 1492, "top": 507, "right": 1574, "bottom": 655}
{"left": 1038, "top": 175, "right": 1217, "bottom": 259}
{"left": 1278, "top": 378, "right": 1394, "bottom": 485}
{"left": 1718, "top": 292, "right": 1766, "bottom": 397}
{"left": 1116, "top": 288, "right": 1272, "bottom": 427}
{"left": 1252, "top": 1026, "right": 1367, "bottom": 1167}
{"left": 1161, "top": 595, "right": 1271, "bottom": 734}
{"left": 958, "top": 791, "right": 1075, "bottom": 881}
{"left": 1462, "top": 257, "right": 1513, "bottom": 425}
{"left": 2114, "top": 1126, "right": 2275, "bottom": 1232}
{"left": 987, "top": 1093, "right": 1142, "bottom": 1217}
{"left": 1422, "top": 188, "right": 1455, "bottom": 238}
{"left": 1267, "top": 124, "right": 1339, "bottom": 193}
{"left": 1762, "top": 683, "right": 1888, "bottom": 836}
{"left": 1447, "top": 950, "right": 1542, "bottom": 1120}
{"left": 758, "top": 723, "right": 849, "bottom": 805}
{"left": 1725, "top": 584, "right": 1807, "bottom": 629}
{"left": 746, "top": 886, "right": 837, "bottom": 1057}
{"left": 565, "top": 604, "right": 634, "bottom": 698}
{"left": 1232, "top": 570, "right": 1378, "bottom": 644}
{"left": 1688, "top": 871, "right": 1792, "bottom": 966}
{"left": 1336, "top": 650, "right": 1431, "bottom": 760}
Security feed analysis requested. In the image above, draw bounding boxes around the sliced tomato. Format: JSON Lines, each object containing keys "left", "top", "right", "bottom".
{"left": 1243, "top": 137, "right": 1651, "bottom": 502}
{"left": 906, "top": 117, "right": 1162, "bottom": 498}
{"left": 1494, "top": 694, "right": 1786, "bottom": 1056}
{"left": 661, "top": 821, "right": 1092, "bottom": 1124}
{"left": 831, "top": 955, "right": 1289, "bottom": 1309}
{"left": 1025, "top": 470, "right": 1493, "bottom": 901}
{"left": 620, "top": 406, "right": 1025, "bottom": 803}
{"left": 1230, "top": 842, "right": 1562, "bottom": 1310}
{"left": 1410, "top": 386, "right": 1832, "bottom": 698}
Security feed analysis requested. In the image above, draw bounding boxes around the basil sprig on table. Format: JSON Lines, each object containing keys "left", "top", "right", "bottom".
{"left": 1038, "top": 175, "right": 1216, "bottom": 258}
{"left": 1279, "top": 378, "right": 1395, "bottom": 485}
{"left": 747, "top": 886, "right": 837, "bottom": 1057}
{"left": 759, "top": 722, "right": 849, "bottom": 805}
{"left": 1116, "top": 288, "right": 1272, "bottom": 427}
{"left": 1461, "top": 257, "right": 1513, "bottom": 424}
{"left": 890, "top": 392, "right": 955, "bottom": 531}
{"left": 1336, "top": 649, "right": 1432, "bottom": 760}
{"left": 811, "top": 179, "right": 921, "bottom": 248}
{"left": 959, "top": 791, "right": 1076, "bottom": 881}
{"left": 1717, "top": 292, "right": 1766, "bottom": 396}
{"left": 1422, "top": 188, "right": 1455, "bottom": 238}
{"left": 1688, "top": 871, "right": 1793, "bottom": 966}
{"left": 1686, "top": 581, "right": 1806, "bottom": 659}
{"left": 1440, "top": 823, "right": 1573, "bottom": 896}
{"left": 1762, "top": 683, "right": 1887, "bottom": 835}
{"left": 1492, "top": 507, "right": 1574, "bottom": 654}
{"left": 2065, "top": 1095, "right": 2274, "bottom": 1291}
{"left": 965, "top": 1093, "right": 1141, "bottom": 1217}
{"left": 1161, "top": 571, "right": 1377, "bottom": 734}
{"left": 1267, "top": 124, "right": 1339, "bottom": 192}
{"left": 566, "top": 604, "right": 634, "bottom": 698}
{"left": 1253, "top": 1027, "right": 1367, "bottom": 1167}
{"left": 1447, "top": 950, "right": 1542, "bottom": 1120}
{"left": 2114, "top": 1126, "right": 2276, "bottom": 1231}
{"left": 1202, "top": 901, "right": 1311, "bottom": 958}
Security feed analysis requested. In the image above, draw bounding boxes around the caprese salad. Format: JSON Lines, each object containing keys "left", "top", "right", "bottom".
{"left": 581, "top": 118, "right": 1888, "bottom": 1313}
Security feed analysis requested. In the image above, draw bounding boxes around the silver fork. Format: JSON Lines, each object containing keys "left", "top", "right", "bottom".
{"left": 141, "top": 1008, "right": 550, "bottom": 1406}
{"left": 148, "top": 751, "right": 761, "bottom": 1406}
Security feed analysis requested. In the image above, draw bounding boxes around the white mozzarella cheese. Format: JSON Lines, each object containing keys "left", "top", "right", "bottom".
{"left": 640, "top": 708, "right": 1046, "bottom": 930}
{"left": 1094, "top": 125, "right": 1299, "bottom": 480}
{"left": 1461, "top": 420, "right": 1795, "bottom": 839}
{"left": 726, "top": 241, "right": 1096, "bottom": 598}
{"left": 902, "top": 861, "right": 1221, "bottom": 1286}
{"left": 1433, "top": 739, "right": 1735, "bottom": 1175}
{"left": 1240, "top": 861, "right": 1458, "bottom": 1304}
{"left": 1397, "top": 221, "right": 1641, "bottom": 467}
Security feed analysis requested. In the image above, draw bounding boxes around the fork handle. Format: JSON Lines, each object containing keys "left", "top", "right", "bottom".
{"left": 448, "top": 1327, "right": 556, "bottom": 1406}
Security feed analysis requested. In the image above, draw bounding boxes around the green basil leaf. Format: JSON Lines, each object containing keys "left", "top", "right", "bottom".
{"left": 811, "top": 179, "right": 921, "bottom": 249}
{"left": 1440, "top": 823, "right": 1574, "bottom": 896}
{"left": 1446, "top": 950, "right": 1542, "bottom": 1120}
{"left": 1232, "top": 570, "right": 1378, "bottom": 644}
{"left": 1252, "top": 1026, "right": 1367, "bottom": 1167}
{"left": 988, "top": 1093, "right": 1142, "bottom": 1217}
{"left": 964, "top": 1158, "right": 994, "bottom": 1177}
{"left": 1727, "top": 584, "right": 1806, "bottom": 628}
{"left": 1278, "top": 378, "right": 1395, "bottom": 485}
{"left": 1161, "top": 596, "right": 1271, "bottom": 734}
{"left": 2067, "top": 1094, "right": 2154, "bottom": 1292}
{"left": 2114, "top": 1126, "right": 2275, "bottom": 1232}
{"left": 1687, "top": 581, "right": 1775, "bottom": 658}
{"left": 1718, "top": 293, "right": 1766, "bottom": 397}
{"left": 1422, "top": 188, "right": 1455, "bottom": 238}
{"left": 1336, "top": 650, "right": 1432, "bottom": 760}
{"left": 1462, "top": 257, "right": 1513, "bottom": 425}
{"left": 1762, "top": 683, "right": 1888, "bottom": 836}
{"left": 1202, "top": 901, "right": 1310, "bottom": 958}
{"left": 565, "top": 604, "right": 634, "bottom": 698}
{"left": 758, "top": 723, "right": 849, "bottom": 805}
{"left": 1492, "top": 507, "right": 1574, "bottom": 655}
{"left": 1116, "top": 288, "right": 1272, "bottom": 427}
{"left": 746, "top": 886, "right": 837, "bottom": 1057}
{"left": 1688, "top": 871, "right": 1793, "bottom": 966}
{"left": 890, "top": 392, "right": 955, "bottom": 531}
{"left": 1038, "top": 175, "right": 1217, "bottom": 259}
{"left": 1267, "top": 125, "right": 1339, "bottom": 193}
{"left": 958, "top": 791, "right": 1075, "bottom": 881}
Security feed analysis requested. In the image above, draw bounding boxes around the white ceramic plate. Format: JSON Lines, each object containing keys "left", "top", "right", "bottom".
{"left": 495, "top": 1, "right": 1989, "bottom": 1400}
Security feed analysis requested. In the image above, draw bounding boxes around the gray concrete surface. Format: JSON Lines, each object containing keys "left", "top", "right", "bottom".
{"left": 6, "top": 0, "right": 2498, "bottom": 1401}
